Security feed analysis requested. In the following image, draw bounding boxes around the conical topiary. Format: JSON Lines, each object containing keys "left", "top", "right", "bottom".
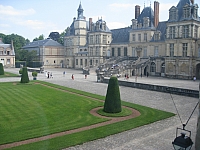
{"left": 103, "top": 76, "right": 122, "bottom": 113}
{"left": 20, "top": 67, "right": 29, "bottom": 83}
{"left": 0, "top": 63, "right": 4, "bottom": 75}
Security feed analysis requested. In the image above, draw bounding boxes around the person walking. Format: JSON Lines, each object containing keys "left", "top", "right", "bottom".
{"left": 63, "top": 71, "right": 66, "bottom": 77}
{"left": 72, "top": 74, "right": 74, "bottom": 80}
{"left": 85, "top": 74, "right": 87, "bottom": 79}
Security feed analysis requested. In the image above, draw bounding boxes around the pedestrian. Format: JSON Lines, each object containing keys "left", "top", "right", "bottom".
{"left": 63, "top": 71, "right": 66, "bottom": 77}
{"left": 72, "top": 74, "right": 74, "bottom": 80}
{"left": 193, "top": 76, "right": 196, "bottom": 81}
{"left": 135, "top": 74, "right": 137, "bottom": 82}
{"left": 124, "top": 74, "right": 126, "bottom": 80}
{"left": 85, "top": 74, "right": 87, "bottom": 79}
{"left": 47, "top": 72, "right": 50, "bottom": 78}
{"left": 50, "top": 72, "right": 53, "bottom": 78}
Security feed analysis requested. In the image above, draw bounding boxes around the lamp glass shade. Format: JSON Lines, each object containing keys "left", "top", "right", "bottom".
{"left": 172, "top": 133, "right": 193, "bottom": 150}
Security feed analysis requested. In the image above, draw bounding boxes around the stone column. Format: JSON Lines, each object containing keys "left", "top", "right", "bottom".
{"left": 195, "top": 83, "right": 200, "bottom": 149}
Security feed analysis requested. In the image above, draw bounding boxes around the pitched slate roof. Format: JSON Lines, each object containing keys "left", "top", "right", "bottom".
{"left": 111, "top": 27, "right": 132, "bottom": 44}
{"left": 137, "top": 6, "right": 154, "bottom": 27}
{"left": 22, "top": 39, "right": 64, "bottom": 48}
{"left": 176, "top": 0, "right": 191, "bottom": 20}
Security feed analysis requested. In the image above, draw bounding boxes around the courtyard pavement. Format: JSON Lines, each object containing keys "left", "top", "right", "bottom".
{"left": 3, "top": 68, "right": 200, "bottom": 150}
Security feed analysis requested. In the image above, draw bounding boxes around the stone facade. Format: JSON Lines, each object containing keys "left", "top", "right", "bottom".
{"left": 65, "top": 0, "right": 200, "bottom": 79}
{"left": 22, "top": 38, "right": 65, "bottom": 68}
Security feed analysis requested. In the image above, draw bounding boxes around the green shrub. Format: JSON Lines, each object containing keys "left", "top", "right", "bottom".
{"left": 19, "top": 69, "right": 22, "bottom": 74}
{"left": 0, "top": 63, "right": 4, "bottom": 75}
{"left": 32, "top": 71, "right": 38, "bottom": 77}
{"left": 103, "top": 76, "right": 122, "bottom": 113}
{"left": 20, "top": 67, "right": 29, "bottom": 83}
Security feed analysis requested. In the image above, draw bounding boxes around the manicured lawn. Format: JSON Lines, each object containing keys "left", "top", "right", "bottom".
{"left": 0, "top": 72, "right": 19, "bottom": 78}
{"left": 0, "top": 81, "right": 175, "bottom": 150}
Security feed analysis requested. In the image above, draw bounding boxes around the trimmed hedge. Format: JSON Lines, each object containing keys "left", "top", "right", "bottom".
{"left": 103, "top": 76, "right": 122, "bottom": 113}
{"left": 20, "top": 67, "right": 29, "bottom": 83}
{"left": 0, "top": 63, "right": 4, "bottom": 75}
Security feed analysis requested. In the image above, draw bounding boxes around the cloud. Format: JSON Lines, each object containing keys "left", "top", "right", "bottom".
{"left": 0, "top": 24, "right": 10, "bottom": 27}
{"left": 109, "top": 3, "right": 135, "bottom": 10}
{"left": 107, "top": 22, "right": 128, "bottom": 30}
{"left": 16, "top": 20, "right": 45, "bottom": 29}
{"left": 0, "top": 5, "right": 35, "bottom": 16}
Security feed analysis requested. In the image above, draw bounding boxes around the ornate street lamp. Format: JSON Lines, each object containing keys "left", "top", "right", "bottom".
{"left": 172, "top": 125, "right": 193, "bottom": 150}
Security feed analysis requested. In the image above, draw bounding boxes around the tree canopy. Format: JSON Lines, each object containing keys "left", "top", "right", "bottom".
{"left": 33, "top": 34, "right": 44, "bottom": 41}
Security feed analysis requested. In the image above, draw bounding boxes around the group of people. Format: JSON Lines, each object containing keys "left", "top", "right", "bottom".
{"left": 46, "top": 72, "right": 53, "bottom": 78}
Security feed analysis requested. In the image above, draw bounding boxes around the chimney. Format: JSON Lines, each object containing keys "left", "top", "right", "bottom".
{"left": 135, "top": 5, "right": 140, "bottom": 19}
{"left": 11, "top": 40, "right": 14, "bottom": 50}
{"left": 154, "top": 1, "right": 159, "bottom": 27}
{"left": 73, "top": 17, "right": 76, "bottom": 22}
{"left": 89, "top": 18, "right": 93, "bottom": 31}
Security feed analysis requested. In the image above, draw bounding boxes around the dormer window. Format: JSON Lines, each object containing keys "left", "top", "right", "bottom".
{"left": 154, "top": 33, "right": 159, "bottom": 40}
{"left": 169, "top": 7, "right": 177, "bottom": 21}
{"left": 183, "top": 5, "right": 191, "bottom": 19}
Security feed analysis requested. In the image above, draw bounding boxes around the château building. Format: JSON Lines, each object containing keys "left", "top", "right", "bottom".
{"left": 0, "top": 38, "right": 15, "bottom": 67}
{"left": 64, "top": 0, "right": 200, "bottom": 79}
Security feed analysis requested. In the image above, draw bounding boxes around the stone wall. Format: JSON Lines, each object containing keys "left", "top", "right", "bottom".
{"left": 102, "top": 78, "right": 198, "bottom": 98}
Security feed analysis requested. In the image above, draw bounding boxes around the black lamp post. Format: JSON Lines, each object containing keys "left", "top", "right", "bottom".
{"left": 172, "top": 126, "right": 193, "bottom": 150}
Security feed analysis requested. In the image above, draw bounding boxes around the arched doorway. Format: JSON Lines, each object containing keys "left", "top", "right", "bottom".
{"left": 196, "top": 63, "right": 200, "bottom": 79}
{"left": 150, "top": 62, "right": 156, "bottom": 76}
{"left": 161, "top": 63, "right": 165, "bottom": 76}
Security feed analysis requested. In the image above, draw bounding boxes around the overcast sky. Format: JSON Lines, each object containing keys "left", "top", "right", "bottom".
{"left": 0, "top": 0, "right": 199, "bottom": 41}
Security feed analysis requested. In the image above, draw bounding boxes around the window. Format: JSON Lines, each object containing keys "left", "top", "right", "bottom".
{"left": 118, "top": 48, "right": 121, "bottom": 56}
{"left": 132, "top": 34, "right": 135, "bottom": 41}
{"left": 150, "top": 62, "right": 156, "bottom": 72}
{"left": 194, "top": 25, "right": 198, "bottom": 38}
{"left": 138, "top": 34, "right": 141, "bottom": 41}
{"left": 90, "top": 35, "right": 93, "bottom": 44}
{"left": 169, "top": 8, "right": 177, "bottom": 21}
{"left": 7, "top": 59, "right": 10, "bottom": 64}
{"left": 154, "top": 34, "right": 159, "bottom": 40}
{"left": 182, "top": 43, "right": 188, "bottom": 57}
{"left": 183, "top": 7, "right": 190, "bottom": 18}
{"left": 103, "top": 35, "right": 107, "bottom": 44}
{"left": 96, "top": 47, "right": 98, "bottom": 56}
{"left": 169, "top": 26, "right": 175, "bottom": 39}
{"left": 143, "top": 47, "right": 147, "bottom": 57}
{"left": 96, "top": 60, "right": 98, "bottom": 64}
{"left": 198, "top": 45, "right": 200, "bottom": 57}
{"left": 154, "top": 46, "right": 158, "bottom": 57}
{"left": 95, "top": 35, "right": 99, "bottom": 44}
{"left": 80, "top": 59, "right": 83, "bottom": 65}
{"left": 7, "top": 51, "right": 10, "bottom": 55}
{"left": 76, "top": 59, "right": 78, "bottom": 65}
{"left": 132, "top": 47, "right": 135, "bottom": 56}
{"left": 112, "top": 48, "right": 115, "bottom": 56}
{"left": 90, "top": 48, "right": 93, "bottom": 56}
{"left": 144, "top": 33, "right": 147, "bottom": 41}
{"left": 124, "top": 47, "right": 127, "bottom": 56}
{"left": 170, "top": 43, "right": 174, "bottom": 57}
{"left": 183, "top": 25, "right": 189, "bottom": 38}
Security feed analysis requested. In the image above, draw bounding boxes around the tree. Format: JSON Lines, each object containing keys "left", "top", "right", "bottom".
{"left": 0, "top": 63, "right": 4, "bottom": 75}
{"left": 57, "top": 27, "right": 70, "bottom": 45}
{"left": 103, "top": 76, "right": 122, "bottom": 113}
{"left": 0, "top": 33, "right": 29, "bottom": 61}
{"left": 20, "top": 67, "right": 29, "bottom": 83}
{"left": 33, "top": 34, "right": 44, "bottom": 41}
{"left": 49, "top": 32, "right": 60, "bottom": 41}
